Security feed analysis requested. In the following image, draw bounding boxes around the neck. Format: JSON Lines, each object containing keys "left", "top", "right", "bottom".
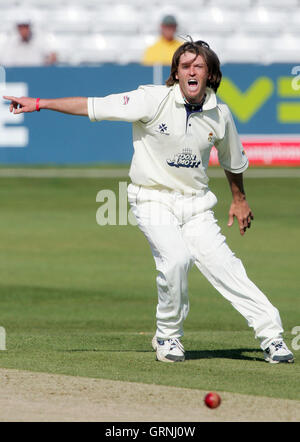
{"left": 162, "top": 36, "right": 173, "bottom": 42}
{"left": 183, "top": 93, "right": 206, "bottom": 106}
{"left": 178, "top": 84, "right": 207, "bottom": 105}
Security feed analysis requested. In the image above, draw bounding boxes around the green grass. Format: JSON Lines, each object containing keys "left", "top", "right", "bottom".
{"left": 0, "top": 175, "right": 299, "bottom": 400}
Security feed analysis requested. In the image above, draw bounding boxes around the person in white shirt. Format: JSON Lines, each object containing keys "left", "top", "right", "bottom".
{"left": 0, "top": 20, "right": 56, "bottom": 67}
{"left": 3, "top": 40, "right": 294, "bottom": 365}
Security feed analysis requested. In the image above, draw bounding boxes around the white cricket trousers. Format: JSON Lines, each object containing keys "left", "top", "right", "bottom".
{"left": 127, "top": 183, "right": 283, "bottom": 350}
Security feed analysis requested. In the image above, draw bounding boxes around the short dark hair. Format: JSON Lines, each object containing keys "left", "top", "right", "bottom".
{"left": 165, "top": 40, "right": 222, "bottom": 93}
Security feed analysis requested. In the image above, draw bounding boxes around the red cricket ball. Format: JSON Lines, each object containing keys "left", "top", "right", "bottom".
{"left": 204, "top": 392, "right": 221, "bottom": 409}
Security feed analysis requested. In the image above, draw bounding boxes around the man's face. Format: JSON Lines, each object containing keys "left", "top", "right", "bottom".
{"left": 175, "top": 51, "right": 209, "bottom": 104}
{"left": 161, "top": 24, "right": 177, "bottom": 41}
{"left": 17, "top": 24, "right": 31, "bottom": 41}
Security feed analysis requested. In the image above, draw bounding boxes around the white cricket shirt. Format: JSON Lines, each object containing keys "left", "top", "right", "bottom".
{"left": 88, "top": 84, "right": 248, "bottom": 193}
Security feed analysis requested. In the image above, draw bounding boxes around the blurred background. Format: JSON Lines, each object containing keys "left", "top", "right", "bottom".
{"left": 0, "top": 0, "right": 300, "bottom": 166}
{"left": 0, "top": 2, "right": 299, "bottom": 401}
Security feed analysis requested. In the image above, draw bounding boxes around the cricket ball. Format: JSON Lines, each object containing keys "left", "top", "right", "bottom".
{"left": 204, "top": 392, "right": 221, "bottom": 409}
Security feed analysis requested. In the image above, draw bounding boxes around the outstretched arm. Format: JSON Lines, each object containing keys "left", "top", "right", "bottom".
{"left": 3, "top": 96, "right": 88, "bottom": 116}
{"left": 225, "top": 170, "right": 254, "bottom": 236}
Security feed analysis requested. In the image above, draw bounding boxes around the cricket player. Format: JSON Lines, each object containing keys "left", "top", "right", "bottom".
{"left": 4, "top": 40, "right": 294, "bottom": 364}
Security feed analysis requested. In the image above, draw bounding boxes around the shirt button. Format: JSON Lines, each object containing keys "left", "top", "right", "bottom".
{"left": 189, "top": 124, "right": 191, "bottom": 127}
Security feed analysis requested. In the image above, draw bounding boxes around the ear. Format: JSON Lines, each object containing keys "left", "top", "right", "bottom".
{"left": 175, "top": 72, "right": 178, "bottom": 80}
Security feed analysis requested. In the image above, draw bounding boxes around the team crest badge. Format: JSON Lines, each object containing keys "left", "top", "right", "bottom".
{"left": 208, "top": 132, "right": 214, "bottom": 143}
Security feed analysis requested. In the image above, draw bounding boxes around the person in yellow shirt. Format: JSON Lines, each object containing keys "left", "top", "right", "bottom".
{"left": 142, "top": 15, "right": 182, "bottom": 66}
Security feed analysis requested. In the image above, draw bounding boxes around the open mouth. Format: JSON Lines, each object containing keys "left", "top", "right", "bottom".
{"left": 187, "top": 79, "right": 198, "bottom": 90}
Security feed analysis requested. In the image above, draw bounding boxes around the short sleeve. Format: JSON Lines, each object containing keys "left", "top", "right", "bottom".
{"left": 88, "top": 86, "right": 157, "bottom": 123}
{"left": 215, "top": 105, "right": 249, "bottom": 173}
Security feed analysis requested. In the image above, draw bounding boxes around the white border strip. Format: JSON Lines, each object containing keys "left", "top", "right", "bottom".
{"left": 209, "top": 168, "right": 300, "bottom": 178}
{"left": 0, "top": 168, "right": 130, "bottom": 178}
{"left": 240, "top": 134, "right": 300, "bottom": 141}
{"left": 0, "top": 168, "right": 299, "bottom": 178}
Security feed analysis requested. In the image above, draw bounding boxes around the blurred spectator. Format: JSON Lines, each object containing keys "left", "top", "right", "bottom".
{"left": 0, "top": 19, "right": 57, "bottom": 67}
{"left": 142, "top": 15, "right": 182, "bottom": 66}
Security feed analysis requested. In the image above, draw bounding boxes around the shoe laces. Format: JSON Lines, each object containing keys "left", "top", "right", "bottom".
{"left": 168, "top": 338, "right": 185, "bottom": 353}
{"left": 271, "top": 340, "right": 284, "bottom": 351}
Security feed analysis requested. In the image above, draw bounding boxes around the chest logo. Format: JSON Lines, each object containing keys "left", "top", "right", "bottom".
{"left": 156, "top": 123, "right": 170, "bottom": 135}
{"left": 167, "top": 148, "right": 201, "bottom": 168}
{"left": 122, "top": 95, "right": 130, "bottom": 105}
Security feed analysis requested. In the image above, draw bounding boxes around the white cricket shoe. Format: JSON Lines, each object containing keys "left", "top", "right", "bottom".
{"left": 152, "top": 336, "right": 185, "bottom": 363}
{"left": 264, "top": 340, "right": 294, "bottom": 364}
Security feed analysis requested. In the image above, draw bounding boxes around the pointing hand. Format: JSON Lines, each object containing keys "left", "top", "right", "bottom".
{"left": 3, "top": 96, "right": 37, "bottom": 114}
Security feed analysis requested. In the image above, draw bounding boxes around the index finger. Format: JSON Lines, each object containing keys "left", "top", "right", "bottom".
{"left": 3, "top": 96, "right": 16, "bottom": 101}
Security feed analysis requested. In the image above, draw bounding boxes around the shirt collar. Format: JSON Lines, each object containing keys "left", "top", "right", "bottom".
{"left": 174, "top": 83, "right": 217, "bottom": 111}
